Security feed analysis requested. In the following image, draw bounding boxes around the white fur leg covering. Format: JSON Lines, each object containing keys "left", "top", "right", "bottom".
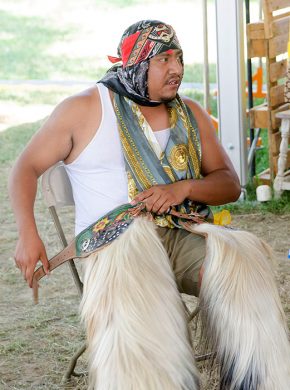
{"left": 190, "top": 223, "right": 290, "bottom": 390}
{"left": 80, "top": 218, "right": 199, "bottom": 390}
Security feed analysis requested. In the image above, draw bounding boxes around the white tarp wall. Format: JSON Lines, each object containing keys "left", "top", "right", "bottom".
{"left": 215, "top": 0, "right": 248, "bottom": 186}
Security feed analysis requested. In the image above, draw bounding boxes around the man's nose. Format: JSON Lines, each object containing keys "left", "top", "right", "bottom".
{"left": 169, "top": 57, "right": 182, "bottom": 75}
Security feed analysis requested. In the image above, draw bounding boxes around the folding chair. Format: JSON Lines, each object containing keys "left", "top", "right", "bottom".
{"left": 41, "top": 161, "right": 211, "bottom": 383}
{"left": 41, "top": 161, "right": 86, "bottom": 381}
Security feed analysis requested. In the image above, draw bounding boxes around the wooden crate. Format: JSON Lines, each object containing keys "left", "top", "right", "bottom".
{"left": 247, "top": 0, "right": 290, "bottom": 180}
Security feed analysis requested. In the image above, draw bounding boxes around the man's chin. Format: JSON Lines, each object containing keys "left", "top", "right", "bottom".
{"left": 160, "top": 93, "right": 178, "bottom": 103}
{"left": 149, "top": 91, "right": 178, "bottom": 104}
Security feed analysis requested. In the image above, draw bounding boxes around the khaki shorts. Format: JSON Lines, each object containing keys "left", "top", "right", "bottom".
{"left": 157, "top": 227, "right": 206, "bottom": 297}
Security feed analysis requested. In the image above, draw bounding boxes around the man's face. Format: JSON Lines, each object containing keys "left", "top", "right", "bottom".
{"left": 147, "top": 49, "right": 183, "bottom": 102}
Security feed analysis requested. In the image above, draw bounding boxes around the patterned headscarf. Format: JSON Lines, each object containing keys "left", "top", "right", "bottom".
{"left": 98, "top": 20, "right": 183, "bottom": 106}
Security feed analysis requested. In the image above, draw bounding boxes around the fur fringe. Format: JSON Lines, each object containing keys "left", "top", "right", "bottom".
{"left": 80, "top": 218, "right": 199, "bottom": 390}
{"left": 190, "top": 223, "right": 290, "bottom": 390}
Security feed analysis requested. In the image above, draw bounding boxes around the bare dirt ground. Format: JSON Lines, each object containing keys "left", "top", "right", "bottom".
{"left": 1, "top": 163, "right": 289, "bottom": 389}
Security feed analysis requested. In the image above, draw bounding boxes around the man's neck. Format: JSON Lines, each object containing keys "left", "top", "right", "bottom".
{"left": 139, "top": 104, "right": 170, "bottom": 132}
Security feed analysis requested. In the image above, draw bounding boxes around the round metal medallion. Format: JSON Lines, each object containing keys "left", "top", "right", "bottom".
{"left": 169, "top": 144, "right": 188, "bottom": 171}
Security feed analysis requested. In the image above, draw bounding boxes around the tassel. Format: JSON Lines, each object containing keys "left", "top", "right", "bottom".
{"left": 190, "top": 223, "right": 290, "bottom": 390}
{"left": 80, "top": 218, "right": 199, "bottom": 390}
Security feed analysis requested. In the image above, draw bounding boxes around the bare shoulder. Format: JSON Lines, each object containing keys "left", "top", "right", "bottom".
{"left": 180, "top": 94, "right": 219, "bottom": 145}
{"left": 40, "top": 84, "right": 102, "bottom": 164}
{"left": 14, "top": 85, "right": 102, "bottom": 176}
{"left": 65, "top": 85, "right": 100, "bottom": 108}
{"left": 180, "top": 95, "right": 216, "bottom": 136}
{"left": 30, "top": 84, "right": 101, "bottom": 146}
{"left": 180, "top": 95, "right": 237, "bottom": 177}
{"left": 50, "top": 85, "right": 100, "bottom": 128}
{"left": 180, "top": 95, "right": 216, "bottom": 152}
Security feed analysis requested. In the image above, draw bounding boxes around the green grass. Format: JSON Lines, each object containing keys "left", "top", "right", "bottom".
{"left": 0, "top": 85, "right": 84, "bottom": 105}
{"left": 0, "top": 340, "right": 30, "bottom": 355}
{"left": 0, "top": 0, "right": 215, "bottom": 81}
{"left": 0, "top": 7, "right": 107, "bottom": 80}
{"left": 247, "top": 96, "right": 269, "bottom": 175}
{"left": 0, "top": 10, "right": 69, "bottom": 80}
{"left": 213, "top": 180, "right": 290, "bottom": 215}
{"left": 254, "top": 128, "right": 269, "bottom": 175}
{"left": 0, "top": 120, "right": 44, "bottom": 164}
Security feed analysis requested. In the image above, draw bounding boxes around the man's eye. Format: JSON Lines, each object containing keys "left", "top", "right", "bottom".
{"left": 159, "top": 57, "right": 168, "bottom": 62}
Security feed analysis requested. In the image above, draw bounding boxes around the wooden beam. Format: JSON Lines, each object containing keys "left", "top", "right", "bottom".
{"left": 269, "top": 84, "right": 285, "bottom": 108}
{"left": 271, "top": 130, "right": 282, "bottom": 155}
{"left": 269, "top": 59, "right": 287, "bottom": 82}
{"left": 250, "top": 104, "right": 269, "bottom": 129}
{"left": 266, "top": 0, "right": 290, "bottom": 12}
{"left": 262, "top": 0, "right": 274, "bottom": 38}
{"left": 271, "top": 103, "right": 290, "bottom": 128}
{"left": 246, "top": 22, "right": 265, "bottom": 39}
{"left": 269, "top": 33, "right": 288, "bottom": 57}
{"left": 272, "top": 14, "right": 290, "bottom": 36}
{"left": 248, "top": 38, "right": 267, "bottom": 58}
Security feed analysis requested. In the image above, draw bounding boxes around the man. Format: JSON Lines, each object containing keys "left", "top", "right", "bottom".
{"left": 9, "top": 20, "right": 240, "bottom": 289}
{"left": 9, "top": 20, "right": 289, "bottom": 390}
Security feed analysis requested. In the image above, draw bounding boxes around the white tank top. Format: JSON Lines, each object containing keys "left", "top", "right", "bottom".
{"left": 65, "top": 83, "right": 170, "bottom": 235}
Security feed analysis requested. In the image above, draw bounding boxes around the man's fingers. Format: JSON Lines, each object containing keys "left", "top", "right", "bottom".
{"left": 152, "top": 198, "right": 168, "bottom": 214}
{"left": 131, "top": 188, "right": 153, "bottom": 204}
{"left": 14, "top": 258, "right": 20, "bottom": 270}
{"left": 40, "top": 251, "right": 50, "bottom": 275}
{"left": 21, "top": 265, "right": 27, "bottom": 279}
{"left": 158, "top": 202, "right": 172, "bottom": 215}
{"left": 131, "top": 192, "right": 146, "bottom": 204}
{"left": 25, "top": 267, "right": 34, "bottom": 288}
{"left": 144, "top": 194, "right": 162, "bottom": 212}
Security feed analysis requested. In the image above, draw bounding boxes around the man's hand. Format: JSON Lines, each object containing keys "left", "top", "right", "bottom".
{"left": 131, "top": 181, "right": 191, "bottom": 214}
{"left": 14, "top": 232, "right": 50, "bottom": 288}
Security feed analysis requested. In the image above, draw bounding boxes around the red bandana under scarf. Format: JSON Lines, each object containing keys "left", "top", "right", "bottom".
{"left": 109, "top": 22, "right": 182, "bottom": 68}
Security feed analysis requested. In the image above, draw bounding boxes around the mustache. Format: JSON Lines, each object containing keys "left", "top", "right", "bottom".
{"left": 166, "top": 74, "right": 182, "bottom": 84}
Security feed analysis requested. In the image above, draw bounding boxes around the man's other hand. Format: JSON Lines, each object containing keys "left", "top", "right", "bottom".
{"left": 131, "top": 181, "right": 191, "bottom": 214}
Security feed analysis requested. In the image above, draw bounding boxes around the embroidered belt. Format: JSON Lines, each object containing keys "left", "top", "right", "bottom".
{"left": 32, "top": 202, "right": 210, "bottom": 303}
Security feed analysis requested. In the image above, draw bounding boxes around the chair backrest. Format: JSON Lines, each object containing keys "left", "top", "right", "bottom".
{"left": 41, "top": 161, "right": 74, "bottom": 209}
{"left": 41, "top": 161, "right": 83, "bottom": 295}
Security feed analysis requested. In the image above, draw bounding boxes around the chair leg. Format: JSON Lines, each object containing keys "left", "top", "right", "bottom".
{"left": 196, "top": 352, "right": 216, "bottom": 362}
{"left": 61, "top": 343, "right": 87, "bottom": 383}
{"left": 184, "top": 303, "right": 214, "bottom": 363}
{"left": 187, "top": 305, "right": 200, "bottom": 323}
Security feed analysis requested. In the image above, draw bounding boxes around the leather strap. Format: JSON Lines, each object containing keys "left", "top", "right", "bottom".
{"left": 32, "top": 241, "right": 79, "bottom": 303}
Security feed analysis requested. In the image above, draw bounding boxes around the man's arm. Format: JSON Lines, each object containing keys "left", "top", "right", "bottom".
{"left": 132, "top": 98, "right": 241, "bottom": 213}
{"left": 183, "top": 98, "right": 241, "bottom": 204}
{"left": 8, "top": 92, "right": 93, "bottom": 287}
